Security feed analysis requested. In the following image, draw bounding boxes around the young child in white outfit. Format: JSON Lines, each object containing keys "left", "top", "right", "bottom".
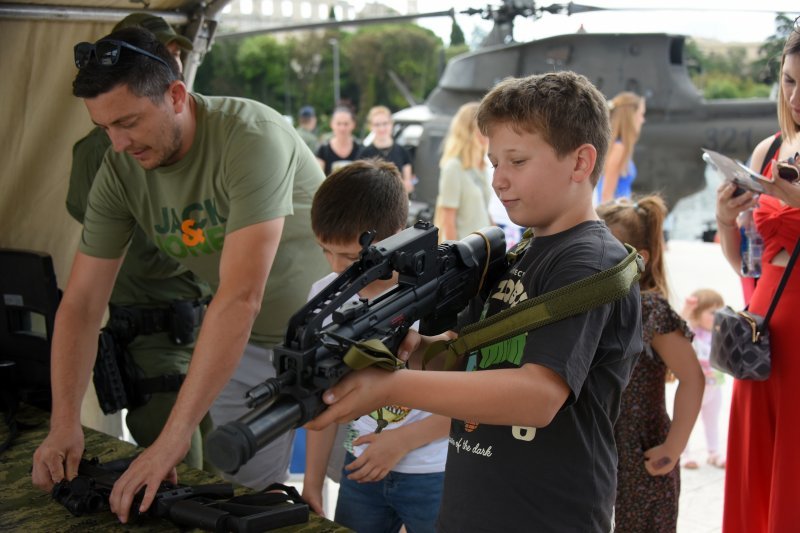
{"left": 682, "top": 288, "right": 727, "bottom": 469}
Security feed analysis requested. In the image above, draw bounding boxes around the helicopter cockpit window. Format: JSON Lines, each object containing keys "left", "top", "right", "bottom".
{"left": 670, "top": 38, "right": 685, "bottom": 66}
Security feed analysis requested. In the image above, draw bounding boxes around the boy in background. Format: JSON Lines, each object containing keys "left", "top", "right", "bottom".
{"left": 307, "top": 72, "right": 643, "bottom": 531}
{"left": 303, "top": 159, "right": 449, "bottom": 533}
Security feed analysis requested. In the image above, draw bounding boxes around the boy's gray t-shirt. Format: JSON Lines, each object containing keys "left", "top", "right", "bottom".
{"left": 438, "top": 220, "right": 642, "bottom": 533}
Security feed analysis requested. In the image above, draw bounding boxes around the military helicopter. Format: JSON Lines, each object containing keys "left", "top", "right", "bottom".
{"left": 216, "top": 0, "right": 785, "bottom": 213}
{"left": 398, "top": 17, "right": 779, "bottom": 212}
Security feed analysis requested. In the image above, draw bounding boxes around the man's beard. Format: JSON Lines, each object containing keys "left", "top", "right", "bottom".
{"left": 154, "top": 122, "right": 183, "bottom": 168}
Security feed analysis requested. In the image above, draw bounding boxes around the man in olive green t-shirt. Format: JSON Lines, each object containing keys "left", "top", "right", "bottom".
{"left": 67, "top": 12, "right": 213, "bottom": 472}
{"left": 32, "top": 27, "right": 327, "bottom": 522}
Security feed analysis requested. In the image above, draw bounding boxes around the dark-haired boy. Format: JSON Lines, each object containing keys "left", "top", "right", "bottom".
{"left": 307, "top": 72, "right": 643, "bottom": 531}
{"left": 303, "top": 159, "right": 449, "bottom": 532}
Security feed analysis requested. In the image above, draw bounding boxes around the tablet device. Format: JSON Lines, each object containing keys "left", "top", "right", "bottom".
{"left": 702, "top": 148, "right": 768, "bottom": 194}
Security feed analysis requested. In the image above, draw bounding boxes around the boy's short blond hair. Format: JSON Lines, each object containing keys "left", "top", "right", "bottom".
{"left": 476, "top": 71, "right": 611, "bottom": 184}
{"left": 367, "top": 105, "right": 392, "bottom": 125}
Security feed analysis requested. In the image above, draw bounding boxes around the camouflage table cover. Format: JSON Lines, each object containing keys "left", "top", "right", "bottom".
{"left": 0, "top": 405, "right": 349, "bottom": 532}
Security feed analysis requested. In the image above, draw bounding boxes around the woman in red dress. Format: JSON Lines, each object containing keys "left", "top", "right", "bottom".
{"left": 715, "top": 27, "right": 800, "bottom": 533}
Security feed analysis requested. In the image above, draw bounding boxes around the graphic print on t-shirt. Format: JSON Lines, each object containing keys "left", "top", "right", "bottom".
{"left": 478, "top": 275, "right": 529, "bottom": 369}
{"left": 452, "top": 264, "right": 536, "bottom": 447}
{"left": 370, "top": 405, "right": 411, "bottom": 425}
{"left": 181, "top": 219, "right": 205, "bottom": 246}
{"left": 152, "top": 199, "right": 228, "bottom": 258}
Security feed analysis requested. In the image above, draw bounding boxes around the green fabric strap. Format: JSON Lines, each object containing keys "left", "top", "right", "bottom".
{"left": 422, "top": 244, "right": 643, "bottom": 370}
{"left": 342, "top": 338, "right": 408, "bottom": 371}
{"left": 342, "top": 339, "right": 407, "bottom": 433}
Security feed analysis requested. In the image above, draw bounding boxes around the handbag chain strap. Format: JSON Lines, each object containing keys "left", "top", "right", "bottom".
{"left": 761, "top": 236, "right": 800, "bottom": 329}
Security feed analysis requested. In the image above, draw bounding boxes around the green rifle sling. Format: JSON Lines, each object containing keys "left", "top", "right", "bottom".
{"left": 422, "top": 243, "right": 644, "bottom": 371}
{"left": 343, "top": 338, "right": 407, "bottom": 371}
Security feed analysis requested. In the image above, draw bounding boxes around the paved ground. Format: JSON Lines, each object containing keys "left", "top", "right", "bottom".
{"left": 672, "top": 377, "right": 732, "bottom": 533}
{"left": 679, "top": 464, "right": 727, "bottom": 533}
{"left": 667, "top": 239, "right": 739, "bottom": 533}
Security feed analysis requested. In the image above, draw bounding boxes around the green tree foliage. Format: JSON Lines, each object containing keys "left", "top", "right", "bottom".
{"left": 193, "top": 35, "right": 290, "bottom": 109}
{"left": 450, "top": 20, "right": 465, "bottom": 46}
{"left": 193, "top": 39, "right": 246, "bottom": 97}
{"left": 194, "top": 23, "right": 444, "bottom": 125}
{"left": 753, "top": 13, "right": 794, "bottom": 84}
{"left": 703, "top": 76, "right": 771, "bottom": 99}
{"left": 685, "top": 14, "right": 796, "bottom": 99}
{"left": 285, "top": 31, "right": 337, "bottom": 114}
{"left": 237, "top": 35, "right": 290, "bottom": 109}
{"left": 343, "top": 24, "right": 442, "bottom": 120}
{"left": 685, "top": 39, "right": 771, "bottom": 99}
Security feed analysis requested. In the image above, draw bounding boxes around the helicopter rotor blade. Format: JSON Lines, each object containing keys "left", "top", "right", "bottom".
{"left": 563, "top": 3, "right": 607, "bottom": 15}
{"left": 537, "top": 3, "right": 599, "bottom": 16}
{"left": 217, "top": 8, "right": 455, "bottom": 39}
{"left": 550, "top": 2, "right": 794, "bottom": 16}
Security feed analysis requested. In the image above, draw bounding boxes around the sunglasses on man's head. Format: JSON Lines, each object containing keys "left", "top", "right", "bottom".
{"left": 74, "top": 39, "right": 170, "bottom": 70}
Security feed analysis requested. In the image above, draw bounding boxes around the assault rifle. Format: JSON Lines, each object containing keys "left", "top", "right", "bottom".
{"left": 206, "top": 221, "right": 507, "bottom": 474}
{"left": 51, "top": 456, "right": 309, "bottom": 531}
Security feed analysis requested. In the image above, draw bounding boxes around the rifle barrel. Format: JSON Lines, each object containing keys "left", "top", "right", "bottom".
{"left": 205, "top": 397, "right": 303, "bottom": 474}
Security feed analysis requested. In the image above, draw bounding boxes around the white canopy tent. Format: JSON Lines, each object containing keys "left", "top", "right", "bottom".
{"left": 0, "top": 0, "right": 230, "bottom": 433}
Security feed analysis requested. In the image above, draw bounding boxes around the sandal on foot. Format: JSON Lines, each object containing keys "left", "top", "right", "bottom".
{"left": 707, "top": 454, "right": 726, "bottom": 469}
{"left": 683, "top": 460, "right": 699, "bottom": 469}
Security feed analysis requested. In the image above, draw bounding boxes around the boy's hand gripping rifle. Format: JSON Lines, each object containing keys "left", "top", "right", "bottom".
{"left": 206, "top": 221, "right": 507, "bottom": 474}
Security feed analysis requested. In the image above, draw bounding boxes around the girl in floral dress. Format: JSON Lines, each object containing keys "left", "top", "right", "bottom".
{"left": 597, "top": 195, "right": 705, "bottom": 532}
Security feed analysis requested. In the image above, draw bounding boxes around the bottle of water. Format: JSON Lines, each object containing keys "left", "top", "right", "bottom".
{"left": 739, "top": 208, "right": 762, "bottom": 278}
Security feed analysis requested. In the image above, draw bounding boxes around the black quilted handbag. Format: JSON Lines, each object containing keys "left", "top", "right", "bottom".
{"left": 710, "top": 237, "right": 800, "bottom": 380}
{"left": 710, "top": 307, "right": 771, "bottom": 380}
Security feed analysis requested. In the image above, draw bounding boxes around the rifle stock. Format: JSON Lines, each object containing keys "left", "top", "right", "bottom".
{"left": 51, "top": 457, "right": 233, "bottom": 520}
{"left": 51, "top": 457, "right": 309, "bottom": 531}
